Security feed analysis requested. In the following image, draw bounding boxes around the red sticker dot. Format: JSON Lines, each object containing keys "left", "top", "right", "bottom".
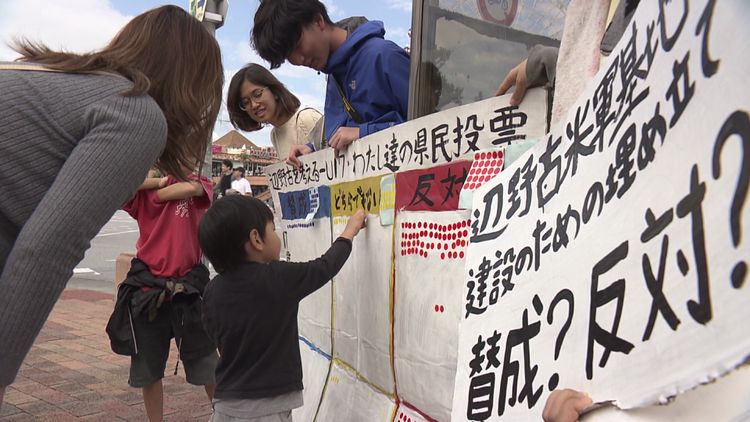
{"left": 463, "top": 230, "right": 468, "bottom": 237}
{"left": 434, "top": 304, "right": 439, "bottom": 312}
{"left": 440, "top": 305, "right": 445, "bottom": 312}
{"left": 460, "top": 251, "right": 465, "bottom": 258}
{"left": 480, "top": 152, "right": 487, "bottom": 159}
{"left": 441, "top": 253, "right": 445, "bottom": 259}
{"left": 436, "top": 243, "right": 441, "bottom": 250}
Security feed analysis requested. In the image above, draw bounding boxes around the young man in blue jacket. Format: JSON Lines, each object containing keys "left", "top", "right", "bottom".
{"left": 252, "top": 0, "right": 410, "bottom": 163}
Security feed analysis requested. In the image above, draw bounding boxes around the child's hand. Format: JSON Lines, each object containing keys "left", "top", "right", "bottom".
{"left": 542, "top": 389, "right": 592, "bottom": 422}
{"left": 341, "top": 209, "right": 367, "bottom": 240}
{"left": 158, "top": 176, "right": 170, "bottom": 188}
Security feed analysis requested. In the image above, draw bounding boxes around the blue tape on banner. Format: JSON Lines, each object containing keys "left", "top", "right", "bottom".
{"left": 279, "top": 186, "right": 331, "bottom": 221}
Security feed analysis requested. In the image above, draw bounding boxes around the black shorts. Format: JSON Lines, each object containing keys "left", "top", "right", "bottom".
{"left": 128, "top": 302, "right": 218, "bottom": 388}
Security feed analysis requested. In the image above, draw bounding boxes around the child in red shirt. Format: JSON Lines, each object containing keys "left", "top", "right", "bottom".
{"left": 110, "top": 171, "right": 218, "bottom": 422}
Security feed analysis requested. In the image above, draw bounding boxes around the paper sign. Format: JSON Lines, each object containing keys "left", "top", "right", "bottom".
{"left": 380, "top": 174, "right": 396, "bottom": 226}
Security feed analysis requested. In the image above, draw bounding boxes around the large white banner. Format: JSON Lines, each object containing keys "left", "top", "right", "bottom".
{"left": 453, "top": 0, "right": 750, "bottom": 420}
{"left": 266, "top": 90, "right": 548, "bottom": 420}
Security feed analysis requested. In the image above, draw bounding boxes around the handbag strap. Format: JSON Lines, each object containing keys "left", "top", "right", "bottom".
{"left": 332, "top": 76, "right": 364, "bottom": 124}
{"left": 0, "top": 63, "right": 123, "bottom": 80}
{"left": 0, "top": 63, "right": 61, "bottom": 72}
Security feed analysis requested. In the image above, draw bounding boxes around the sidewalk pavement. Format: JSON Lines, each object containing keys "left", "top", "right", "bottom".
{"left": 0, "top": 289, "right": 213, "bottom": 421}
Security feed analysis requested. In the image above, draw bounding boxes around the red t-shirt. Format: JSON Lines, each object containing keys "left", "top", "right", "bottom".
{"left": 123, "top": 175, "right": 213, "bottom": 278}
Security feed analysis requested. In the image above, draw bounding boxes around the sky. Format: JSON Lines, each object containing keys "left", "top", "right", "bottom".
{"left": 0, "top": 0, "right": 413, "bottom": 147}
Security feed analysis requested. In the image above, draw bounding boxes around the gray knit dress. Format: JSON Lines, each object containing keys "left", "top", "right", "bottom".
{"left": 0, "top": 66, "right": 168, "bottom": 387}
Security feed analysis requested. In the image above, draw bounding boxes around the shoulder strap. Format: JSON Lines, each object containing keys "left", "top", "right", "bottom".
{"left": 0, "top": 63, "right": 124, "bottom": 80}
{"left": 0, "top": 63, "right": 61, "bottom": 72}
{"left": 295, "top": 107, "right": 326, "bottom": 151}
{"left": 295, "top": 106, "right": 317, "bottom": 127}
{"left": 332, "top": 76, "right": 364, "bottom": 124}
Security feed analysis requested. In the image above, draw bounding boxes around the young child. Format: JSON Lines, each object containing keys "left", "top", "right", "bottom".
{"left": 107, "top": 170, "right": 218, "bottom": 422}
{"left": 198, "top": 196, "right": 366, "bottom": 421}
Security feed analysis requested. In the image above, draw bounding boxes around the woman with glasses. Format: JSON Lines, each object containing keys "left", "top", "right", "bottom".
{"left": 0, "top": 5, "right": 222, "bottom": 412}
{"left": 227, "top": 63, "right": 323, "bottom": 161}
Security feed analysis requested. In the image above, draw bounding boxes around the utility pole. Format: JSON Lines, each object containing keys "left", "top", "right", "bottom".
{"left": 189, "top": 0, "right": 229, "bottom": 178}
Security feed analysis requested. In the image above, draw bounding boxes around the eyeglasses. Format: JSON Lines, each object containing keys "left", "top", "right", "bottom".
{"left": 239, "top": 87, "right": 267, "bottom": 111}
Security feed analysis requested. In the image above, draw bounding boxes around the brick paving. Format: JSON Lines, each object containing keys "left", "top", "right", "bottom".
{"left": 0, "top": 290, "right": 213, "bottom": 421}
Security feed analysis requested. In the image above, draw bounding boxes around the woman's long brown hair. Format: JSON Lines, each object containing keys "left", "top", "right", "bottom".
{"left": 13, "top": 5, "right": 223, "bottom": 180}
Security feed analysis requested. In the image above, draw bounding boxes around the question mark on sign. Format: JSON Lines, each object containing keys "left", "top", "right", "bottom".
{"left": 711, "top": 111, "right": 750, "bottom": 289}
{"left": 545, "top": 289, "right": 574, "bottom": 390}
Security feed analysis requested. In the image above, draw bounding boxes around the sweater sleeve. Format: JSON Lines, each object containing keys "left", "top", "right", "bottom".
{"left": 273, "top": 237, "right": 353, "bottom": 301}
{"left": 0, "top": 94, "right": 167, "bottom": 387}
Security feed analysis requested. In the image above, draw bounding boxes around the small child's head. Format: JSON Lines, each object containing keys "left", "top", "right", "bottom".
{"left": 233, "top": 167, "right": 246, "bottom": 179}
{"left": 199, "top": 196, "right": 279, "bottom": 272}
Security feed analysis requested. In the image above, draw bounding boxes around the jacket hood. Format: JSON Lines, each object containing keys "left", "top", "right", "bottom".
{"left": 325, "top": 19, "right": 386, "bottom": 75}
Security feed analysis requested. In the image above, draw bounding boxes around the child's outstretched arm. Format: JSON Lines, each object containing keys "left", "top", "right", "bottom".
{"left": 156, "top": 181, "right": 205, "bottom": 202}
{"left": 277, "top": 209, "right": 367, "bottom": 300}
{"left": 542, "top": 389, "right": 593, "bottom": 422}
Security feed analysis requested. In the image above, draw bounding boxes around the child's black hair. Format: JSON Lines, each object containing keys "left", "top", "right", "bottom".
{"left": 252, "top": 0, "right": 333, "bottom": 69}
{"left": 199, "top": 196, "right": 274, "bottom": 273}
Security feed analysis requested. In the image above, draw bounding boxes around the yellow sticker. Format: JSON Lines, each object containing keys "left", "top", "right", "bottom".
{"left": 331, "top": 176, "right": 382, "bottom": 217}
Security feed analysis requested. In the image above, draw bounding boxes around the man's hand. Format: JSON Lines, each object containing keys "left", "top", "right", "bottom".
{"left": 286, "top": 144, "right": 313, "bottom": 169}
{"left": 495, "top": 58, "right": 529, "bottom": 106}
{"left": 329, "top": 127, "right": 359, "bottom": 153}
{"left": 542, "top": 389, "right": 593, "bottom": 422}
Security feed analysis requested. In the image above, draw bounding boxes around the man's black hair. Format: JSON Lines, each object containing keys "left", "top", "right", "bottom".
{"left": 199, "top": 196, "right": 274, "bottom": 273}
{"left": 252, "top": 0, "right": 333, "bottom": 69}
{"left": 221, "top": 159, "right": 233, "bottom": 168}
{"left": 234, "top": 167, "right": 246, "bottom": 176}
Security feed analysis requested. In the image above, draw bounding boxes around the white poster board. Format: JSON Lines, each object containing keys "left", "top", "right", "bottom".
{"left": 394, "top": 210, "right": 470, "bottom": 421}
{"left": 452, "top": 0, "right": 750, "bottom": 420}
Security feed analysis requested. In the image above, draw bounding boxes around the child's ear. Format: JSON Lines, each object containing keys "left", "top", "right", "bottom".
{"left": 248, "top": 229, "right": 265, "bottom": 251}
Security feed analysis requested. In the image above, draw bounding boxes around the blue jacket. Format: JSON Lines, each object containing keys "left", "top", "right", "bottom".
{"left": 322, "top": 19, "right": 410, "bottom": 142}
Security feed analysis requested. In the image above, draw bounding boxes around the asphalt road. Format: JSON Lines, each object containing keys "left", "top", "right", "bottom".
{"left": 66, "top": 210, "right": 139, "bottom": 293}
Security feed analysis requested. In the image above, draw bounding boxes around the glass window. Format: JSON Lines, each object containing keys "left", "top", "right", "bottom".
{"left": 410, "top": 0, "right": 569, "bottom": 118}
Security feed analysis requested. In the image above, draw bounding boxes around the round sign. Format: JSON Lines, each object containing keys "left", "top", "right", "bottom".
{"left": 477, "top": 0, "right": 519, "bottom": 26}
